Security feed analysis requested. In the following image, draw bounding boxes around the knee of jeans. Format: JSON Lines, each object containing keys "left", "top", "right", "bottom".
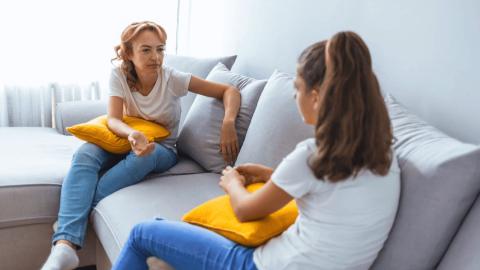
{"left": 131, "top": 221, "right": 156, "bottom": 243}
{"left": 152, "top": 144, "right": 177, "bottom": 165}
{"left": 72, "top": 143, "right": 106, "bottom": 165}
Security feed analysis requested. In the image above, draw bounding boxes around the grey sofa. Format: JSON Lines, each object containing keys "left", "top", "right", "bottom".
{"left": 1, "top": 54, "right": 480, "bottom": 270}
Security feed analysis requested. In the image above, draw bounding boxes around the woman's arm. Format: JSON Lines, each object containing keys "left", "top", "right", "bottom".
{"left": 107, "top": 96, "right": 154, "bottom": 156}
{"left": 219, "top": 167, "right": 293, "bottom": 222}
{"left": 188, "top": 76, "right": 241, "bottom": 164}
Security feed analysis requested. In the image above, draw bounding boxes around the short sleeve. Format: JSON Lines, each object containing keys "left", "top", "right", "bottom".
{"left": 271, "top": 139, "right": 318, "bottom": 198}
{"left": 108, "top": 68, "right": 125, "bottom": 98}
{"left": 167, "top": 67, "right": 191, "bottom": 97}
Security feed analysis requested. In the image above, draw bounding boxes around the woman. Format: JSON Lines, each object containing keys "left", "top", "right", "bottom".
{"left": 112, "top": 31, "right": 400, "bottom": 270}
{"left": 41, "top": 21, "right": 241, "bottom": 270}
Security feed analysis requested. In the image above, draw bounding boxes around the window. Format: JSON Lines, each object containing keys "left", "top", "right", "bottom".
{"left": 0, "top": 0, "right": 179, "bottom": 85}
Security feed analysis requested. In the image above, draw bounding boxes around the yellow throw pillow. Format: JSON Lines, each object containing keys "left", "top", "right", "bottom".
{"left": 67, "top": 115, "right": 170, "bottom": 154}
{"left": 182, "top": 183, "right": 298, "bottom": 247}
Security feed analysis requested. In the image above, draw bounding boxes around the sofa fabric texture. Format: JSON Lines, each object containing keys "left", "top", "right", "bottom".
{"left": 235, "top": 70, "right": 313, "bottom": 169}
{"left": 371, "top": 95, "right": 480, "bottom": 270}
{"left": 56, "top": 100, "right": 108, "bottom": 135}
{"left": 437, "top": 194, "right": 480, "bottom": 270}
{"left": 91, "top": 173, "right": 224, "bottom": 262}
{"left": 178, "top": 63, "right": 267, "bottom": 172}
{"left": 163, "top": 54, "right": 238, "bottom": 129}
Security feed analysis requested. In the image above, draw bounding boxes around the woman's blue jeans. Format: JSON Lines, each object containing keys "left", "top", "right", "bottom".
{"left": 52, "top": 142, "right": 177, "bottom": 248}
{"left": 112, "top": 219, "right": 258, "bottom": 270}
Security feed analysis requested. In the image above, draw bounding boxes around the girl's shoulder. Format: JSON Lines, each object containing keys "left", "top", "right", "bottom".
{"left": 295, "top": 138, "right": 317, "bottom": 154}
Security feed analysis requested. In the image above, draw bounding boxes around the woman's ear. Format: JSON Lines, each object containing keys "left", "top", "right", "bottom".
{"left": 311, "top": 88, "right": 321, "bottom": 111}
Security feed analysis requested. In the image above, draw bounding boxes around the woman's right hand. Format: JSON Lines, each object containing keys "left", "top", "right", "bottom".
{"left": 235, "top": 163, "right": 274, "bottom": 185}
{"left": 128, "top": 131, "right": 155, "bottom": 156}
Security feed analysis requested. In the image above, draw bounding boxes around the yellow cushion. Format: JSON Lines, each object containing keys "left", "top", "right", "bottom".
{"left": 182, "top": 183, "right": 298, "bottom": 247}
{"left": 66, "top": 115, "right": 170, "bottom": 154}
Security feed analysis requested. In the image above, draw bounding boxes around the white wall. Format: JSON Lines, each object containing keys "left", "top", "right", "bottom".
{"left": 179, "top": 0, "right": 480, "bottom": 144}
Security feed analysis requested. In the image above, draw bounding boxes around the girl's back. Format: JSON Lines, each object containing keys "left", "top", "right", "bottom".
{"left": 254, "top": 138, "right": 400, "bottom": 270}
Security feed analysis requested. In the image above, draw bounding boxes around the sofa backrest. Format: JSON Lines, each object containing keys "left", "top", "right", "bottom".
{"left": 163, "top": 54, "right": 237, "bottom": 128}
{"left": 370, "top": 95, "right": 480, "bottom": 269}
{"left": 55, "top": 100, "right": 107, "bottom": 135}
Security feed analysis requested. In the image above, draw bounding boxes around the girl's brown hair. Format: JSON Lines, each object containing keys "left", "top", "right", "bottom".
{"left": 301, "top": 31, "right": 393, "bottom": 182}
{"left": 113, "top": 21, "right": 167, "bottom": 90}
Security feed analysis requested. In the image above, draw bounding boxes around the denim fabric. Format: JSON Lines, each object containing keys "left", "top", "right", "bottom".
{"left": 112, "top": 219, "right": 258, "bottom": 270}
{"left": 52, "top": 142, "right": 177, "bottom": 248}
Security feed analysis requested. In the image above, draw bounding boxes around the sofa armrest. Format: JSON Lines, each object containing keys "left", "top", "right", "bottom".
{"left": 55, "top": 100, "right": 107, "bottom": 135}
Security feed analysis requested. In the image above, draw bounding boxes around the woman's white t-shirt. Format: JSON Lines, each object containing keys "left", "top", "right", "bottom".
{"left": 253, "top": 138, "right": 401, "bottom": 270}
{"left": 108, "top": 65, "right": 191, "bottom": 152}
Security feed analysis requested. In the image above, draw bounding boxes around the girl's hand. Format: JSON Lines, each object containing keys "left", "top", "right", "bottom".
{"left": 128, "top": 131, "right": 155, "bottom": 156}
{"left": 220, "top": 120, "right": 239, "bottom": 165}
{"left": 219, "top": 166, "right": 246, "bottom": 193}
{"left": 235, "top": 163, "right": 274, "bottom": 185}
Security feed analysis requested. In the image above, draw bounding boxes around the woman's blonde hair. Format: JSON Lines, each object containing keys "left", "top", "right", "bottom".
{"left": 113, "top": 21, "right": 167, "bottom": 90}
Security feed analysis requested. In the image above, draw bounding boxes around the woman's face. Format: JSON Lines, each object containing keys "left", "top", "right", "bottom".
{"left": 293, "top": 72, "right": 319, "bottom": 126}
{"left": 129, "top": 30, "right": 165, "bottom": 75}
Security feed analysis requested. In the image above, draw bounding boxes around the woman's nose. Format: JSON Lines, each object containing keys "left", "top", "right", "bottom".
{"left": 154, "top": 51, "right": 162, "bottom": 62}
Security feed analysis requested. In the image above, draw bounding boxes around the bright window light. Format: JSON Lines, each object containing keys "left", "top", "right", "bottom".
{"left": 0, "top": 0, "right": 179, "bottom": 85}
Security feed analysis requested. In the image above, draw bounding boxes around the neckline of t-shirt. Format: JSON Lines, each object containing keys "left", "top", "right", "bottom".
{"left": 133, "top": 69, "right": 165, "bottom": 99}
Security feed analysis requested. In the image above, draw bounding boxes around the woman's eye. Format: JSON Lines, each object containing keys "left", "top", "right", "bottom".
{"left": 142, "top": 49, "right": 150, "bottom": 53}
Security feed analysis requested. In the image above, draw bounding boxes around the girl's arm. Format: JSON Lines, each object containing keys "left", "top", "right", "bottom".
{"left": 188, "top": 76, "right": 241, "bottom": 164}
{"left": 220, "top": 167, "right": 293, "bottom": 222}
{"left": 107, "top": 96, "right": 154, "bottom": 156}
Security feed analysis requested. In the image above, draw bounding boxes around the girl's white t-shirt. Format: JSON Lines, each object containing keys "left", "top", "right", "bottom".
{"left": 253, "top": 138, "right": 401, "bottom": 270}
{"left": 108, "top": 65, "right": 191, "bottom": 152}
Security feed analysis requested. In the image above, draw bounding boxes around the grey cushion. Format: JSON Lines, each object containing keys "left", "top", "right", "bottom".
{"left": 164, "top": 54, "right": 237, "bottom": 78}
{"left": 235, "top": 70, "right": 313, "bottom": 168}
{"left": 177, "top": 63, "right": 267, "bottom": 172}
{"left": 55, "top": 100, "right": 107, "bottom": 135}
{"left": 371, "top": 95, "right": 480, "bottom": 270}
{"left": 164, "top": 54, "right": 238, "bottom": 128}
{"left": 91, "top": 173, "right": 224, "bottom": 263}
{"left": 437, "top": 194, "right": 480, "bottom": 270}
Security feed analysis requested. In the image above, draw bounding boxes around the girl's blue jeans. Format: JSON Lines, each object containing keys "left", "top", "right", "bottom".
{"left": 112, "top": 219, "right": 258, "bottom": 270}
{"left": 52, "top": 142, "right": 177, "bottom": 248}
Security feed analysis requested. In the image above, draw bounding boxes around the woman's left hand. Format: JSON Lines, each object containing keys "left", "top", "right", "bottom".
{"left": 219, "top": 166, "right": 246, "bottom": 193}
{"left": 220, "top": 120, "right": 239, "bottom": 165}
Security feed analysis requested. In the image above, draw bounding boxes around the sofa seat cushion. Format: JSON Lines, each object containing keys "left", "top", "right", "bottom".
{"left": 0, "top": 127, "right": 205, "bottom": 229}
{"left": 91, "top": 173, "right": 223, "bottom": 263}
{"left": 0, "top": 127, "right": 84, "bottom": 228}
